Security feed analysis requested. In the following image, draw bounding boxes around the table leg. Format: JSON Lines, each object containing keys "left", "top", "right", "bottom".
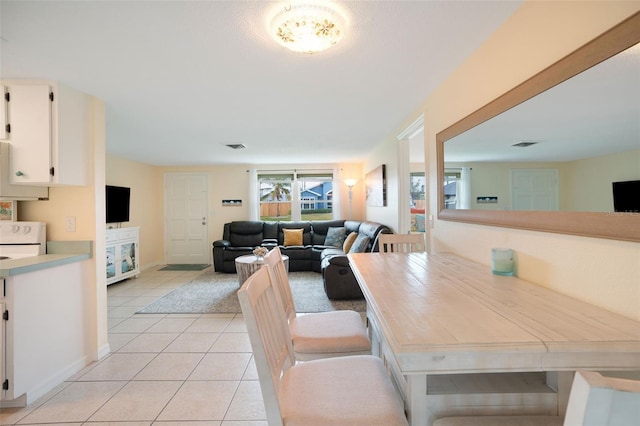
{"left": 556, "top": 371, "right": 575, "bottom": 417}
{"left": 407, "top": 374, "right": 428, "bottom": 425}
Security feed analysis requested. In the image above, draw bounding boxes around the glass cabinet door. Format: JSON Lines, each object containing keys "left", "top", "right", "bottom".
{"left": 106, "top": 246, "right": 116, "bottom": 279}
{"left": 120, "top": 243, "right": 136, "bottom": 273}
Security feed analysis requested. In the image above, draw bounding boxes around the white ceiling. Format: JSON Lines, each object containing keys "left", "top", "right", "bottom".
{"left": 444, "top": 42, "right": 640, "bottom": 163}
{"left": 0, "top": 0, "right": 522, "bottom": 166}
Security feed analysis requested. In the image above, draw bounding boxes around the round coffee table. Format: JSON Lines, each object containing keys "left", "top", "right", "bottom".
{"left": 235, "top": 254, "right": 289, "bottom": 286}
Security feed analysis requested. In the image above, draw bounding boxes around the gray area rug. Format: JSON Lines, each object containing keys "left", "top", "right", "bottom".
{"left": 137, "top": 271, "right": 366, "bottom": 314}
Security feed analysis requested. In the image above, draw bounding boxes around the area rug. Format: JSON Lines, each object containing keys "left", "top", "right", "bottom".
{"left": 137, "top": 271, "right": 366, "bottom": 314}
{"left": 159, "top": 264, "right": 210, "bottom": 271}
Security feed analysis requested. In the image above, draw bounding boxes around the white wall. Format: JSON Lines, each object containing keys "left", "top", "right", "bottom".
{"left": 365, "top": 141, "right": 401, "bottom": 232}
{"left": 18, "top": 96, "right": 108, "bottom": 362}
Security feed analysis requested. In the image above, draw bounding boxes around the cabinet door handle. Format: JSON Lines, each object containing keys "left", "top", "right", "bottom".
{"left": 15, "top": 170, "right": 24, "bottom": 176}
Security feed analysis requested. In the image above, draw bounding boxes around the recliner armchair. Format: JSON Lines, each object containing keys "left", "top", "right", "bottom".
{"left": 320, "top": 221, "right": 391, "bottom": 300}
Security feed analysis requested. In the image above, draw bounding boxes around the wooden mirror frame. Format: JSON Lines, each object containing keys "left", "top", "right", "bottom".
{"left": 437, "top": 12, "right": 640, "bottom": 243}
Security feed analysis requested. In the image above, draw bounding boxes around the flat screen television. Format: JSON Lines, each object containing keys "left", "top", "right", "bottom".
{"left": 106, "top": 185, "right": 131, "bottom": 223}
{"left": 612, "top": 180, "right": 640, "bottom": 213}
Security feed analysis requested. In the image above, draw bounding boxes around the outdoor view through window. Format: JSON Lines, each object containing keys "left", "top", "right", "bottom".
{"left": 259, "top": 171, "right": 333, "bottom": 221}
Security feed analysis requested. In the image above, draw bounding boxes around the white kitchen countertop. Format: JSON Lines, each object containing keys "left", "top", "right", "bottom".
{"left": 0, "top": 241, "right": 92, "bottom": 276}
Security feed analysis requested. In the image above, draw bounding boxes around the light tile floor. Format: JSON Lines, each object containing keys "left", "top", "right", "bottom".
{"left": 0, "top": 266, "right": 267, "bottom": 426}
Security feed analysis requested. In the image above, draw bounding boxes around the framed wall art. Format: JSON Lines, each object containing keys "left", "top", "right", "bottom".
{"left": 365, "top": 164, "right": 387, "bottom": 207}
{"left": 0, "top": 201, "right": 16, "bottom": 220}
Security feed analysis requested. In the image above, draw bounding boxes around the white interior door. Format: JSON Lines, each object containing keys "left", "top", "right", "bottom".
{"left": 164, "top": 173, "right": 209, "bottom": 264}
{"left": 511, "top": 169, "right": 559, "bottom": 211}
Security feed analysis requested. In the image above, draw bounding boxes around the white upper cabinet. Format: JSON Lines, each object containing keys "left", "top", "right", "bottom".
{"left": 1, "top": 80, "right": 90, "bottom": 186}
{"left": 0, "top": 85, "right": 7, "bottom": 140}
{"left": 0, "top": 142, "right": 48, "bottom": 200}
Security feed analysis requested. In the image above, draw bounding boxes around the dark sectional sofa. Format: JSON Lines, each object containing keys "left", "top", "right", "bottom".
{"left": 212, "top": 219, "right": 391, "bottom": 299}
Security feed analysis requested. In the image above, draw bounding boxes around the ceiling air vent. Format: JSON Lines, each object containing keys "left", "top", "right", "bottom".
{"left": 226, "top": 144, "right": 246, "bottom": 150}
{"left": 512, "top": 141, "right": 539, "bottom": 148}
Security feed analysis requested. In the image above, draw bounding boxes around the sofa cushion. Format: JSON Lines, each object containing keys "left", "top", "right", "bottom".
{"left": 284, "top": 228, "right": 304, "bottom": 246}
{"left": 324, "top": 227, "right": 346, "bottom": 248}
{"left": 310, "top": 220, "right": 346, "bottom": 245}
{"left": 227, "top": 221, "right": 264, "bottom": 247}
{"left": 278, "top": 222, "right": 312, "bottom": 246}
{"left": 343, "top": 232, "right": 358, "bottom": 252}
{"left": 349, "top": 234, "right": 370, "bottom": 253}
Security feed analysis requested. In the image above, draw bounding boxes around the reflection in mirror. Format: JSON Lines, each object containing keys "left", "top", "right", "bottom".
{"left": 437, "top": 12, "right": 640, "bottom": 242}
{"left": 443, "top": 41, "right": 639, "bottom": 212}
{"left": 410, "top": 127, "right": 426, "bottom": 233}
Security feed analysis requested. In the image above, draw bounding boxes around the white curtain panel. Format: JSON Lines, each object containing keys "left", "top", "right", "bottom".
{"left": 248, "top": 168, "right": 259, "bottom": 220}
{"left": 291, "top": 180, "right": 301, "bottom": 220}
{"left": 333, "top": 167, "right": 343, "bottom": 220}
{"left": 456, "top": 167, "right": 472, "bottom": 210}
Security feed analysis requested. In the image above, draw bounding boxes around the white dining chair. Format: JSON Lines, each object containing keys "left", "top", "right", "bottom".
{"left": 378, "top": 233, "right": 425, "bottom": 253}
{"left": 263, "top": 246, "right": 370, "bottom": 361}
{"left": 238, "top": 265, "right": 408, "bottom": 426}
{"left": 433, "top": 370, "right": 640, "bottom": 426}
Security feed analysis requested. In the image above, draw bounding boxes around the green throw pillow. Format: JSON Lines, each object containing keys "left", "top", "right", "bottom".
{"left": 324, "top": 227, "right": 346, "bottom": 248}
{"left": 348, "top": 234, "right": 370, "bottom": 253}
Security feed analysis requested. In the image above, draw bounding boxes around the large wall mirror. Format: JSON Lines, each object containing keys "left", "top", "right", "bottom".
{"left": 437, "top": 12, "right": 640, "bottom": 242}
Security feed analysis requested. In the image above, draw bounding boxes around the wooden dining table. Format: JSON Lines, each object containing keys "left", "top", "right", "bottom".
{"left": 348, "top": 252, "right": 640, "bottom": 426}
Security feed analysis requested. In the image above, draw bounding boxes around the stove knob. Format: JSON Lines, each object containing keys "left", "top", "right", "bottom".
{"left": 23, "top": 225, "right": 31, "bottom": 233}
{"left": 12, "top": 225, "right": 19, "bottom": 233}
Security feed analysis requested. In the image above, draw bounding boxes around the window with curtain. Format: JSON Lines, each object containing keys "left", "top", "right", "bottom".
{"left": 410, "top": 172, "right": 426, "bottom": 232}
{"left": 444, "top": 170, "right": 461, "bottom": 209}
{"left": 258, "top": 170, "right": 333, "bottom": 221}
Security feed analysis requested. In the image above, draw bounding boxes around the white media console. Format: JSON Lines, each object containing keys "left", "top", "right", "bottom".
{"left": 106, "top": 226, "right": 140, "bottom": 285}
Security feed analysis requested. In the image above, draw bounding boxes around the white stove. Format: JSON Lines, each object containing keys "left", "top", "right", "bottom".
{"left": 0, "top": 221, "right": 47, "bottom": 260}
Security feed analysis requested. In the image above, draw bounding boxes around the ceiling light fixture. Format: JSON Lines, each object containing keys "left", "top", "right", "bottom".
{"left": 270, "top": 1, "right": 347, "bottom": 54}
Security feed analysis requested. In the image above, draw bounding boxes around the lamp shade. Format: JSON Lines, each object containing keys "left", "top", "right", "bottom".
{"left": 344, "top": 178, "right": 358, "bottom": 188}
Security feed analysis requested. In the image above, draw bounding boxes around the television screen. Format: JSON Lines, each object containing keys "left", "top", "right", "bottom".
{"left": 612, "top": 180, "right": 640, "bottom": 213}
{"left": 106, "top": 185, "right": 131, "bottom": 223}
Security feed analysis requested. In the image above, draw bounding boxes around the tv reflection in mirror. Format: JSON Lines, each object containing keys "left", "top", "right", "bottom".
{"left": 106, "top": 185, "right": 131, "bottom": 224}
{"left": 612, "top": 180, "right": 640, "bottom": 213}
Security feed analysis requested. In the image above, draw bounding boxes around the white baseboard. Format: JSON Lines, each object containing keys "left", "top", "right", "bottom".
{"left": 17, "top": 355, "right": 90, "bottom": 406}
{"left": 0, "top": 393, "right": 26, "bottom": 408}
{"left": 140, "top": 262, "right": 159, "bottom": 272}
{"left": 97, "top": 343, "right": 111, "bottom": 360}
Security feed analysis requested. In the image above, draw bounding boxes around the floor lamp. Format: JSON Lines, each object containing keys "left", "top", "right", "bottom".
{"left": 344, "top": 179, "right": 358, "bottom": 220}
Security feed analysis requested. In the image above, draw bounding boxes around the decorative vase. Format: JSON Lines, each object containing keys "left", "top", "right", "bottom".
{"left": 491, "top": 248, "right": 514, "bottom": 276}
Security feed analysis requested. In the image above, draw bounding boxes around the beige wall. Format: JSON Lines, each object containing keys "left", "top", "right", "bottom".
{"left": 410, "top": 1, "right": 640, "bottom": 320}
{"left": 106, "top": 155, "right": 163, "bottom": 270}
{"left": 566, "top": 148, "right": 640, "bottom": 211}
{"left": 105, "top": 159, "right": 367, "bottom": 268}
{"left": 445, "top": 148, "right": 640, "bottom": 211}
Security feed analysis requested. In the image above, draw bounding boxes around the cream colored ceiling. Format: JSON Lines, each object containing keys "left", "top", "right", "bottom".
{"left": 0, "top": 1, "right": 522, "bottom": 166}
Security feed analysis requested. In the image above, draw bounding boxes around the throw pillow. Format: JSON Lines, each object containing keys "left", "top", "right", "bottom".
{"left": 348, "top": 234, "right": 370, "bottom": 253}
{"left": 343, "top": 232, "right": 358, "bottom": 252}
{"left": 283, "top": 228, "right": 304, "bottom": 246}
{"left": 324, "top": 227, "right": 346, "bottom": 248}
